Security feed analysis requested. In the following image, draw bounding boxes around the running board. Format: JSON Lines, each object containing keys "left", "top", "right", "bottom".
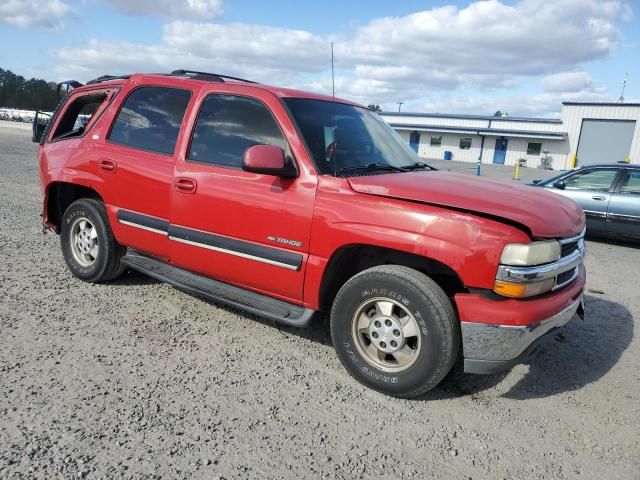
{"left": 121, "top": 250, "right": 315, "bottom": 328}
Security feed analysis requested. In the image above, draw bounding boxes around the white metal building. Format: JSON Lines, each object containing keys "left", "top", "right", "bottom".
{"left": 382, "top": 102, "right": 640, "bottom": 170}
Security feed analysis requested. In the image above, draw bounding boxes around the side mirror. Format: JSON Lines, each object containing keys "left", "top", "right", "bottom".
{"left": 32, "top": 110, "right": 51, "bottom": 143}
{"left": 553, "top": 180, "right": 566, "bottom": 190}
{"left": 242, "top": 145, "right": 297, "bottom": 178}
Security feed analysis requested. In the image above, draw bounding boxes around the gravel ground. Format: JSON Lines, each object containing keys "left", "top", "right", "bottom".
{"left": 1, "top": 120, "right": 639, "bottom": 479}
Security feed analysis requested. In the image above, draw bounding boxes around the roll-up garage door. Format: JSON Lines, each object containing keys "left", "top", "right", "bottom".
{"left": 576, "top": 119, "right": 635, "bottom": 166}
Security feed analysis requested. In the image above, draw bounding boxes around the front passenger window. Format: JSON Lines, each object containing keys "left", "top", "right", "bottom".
{"left": 564, "top": 169, "right": 618, "bottom": 192}
{"left": 188, "top": 94, "right": 287, "bottom": 168}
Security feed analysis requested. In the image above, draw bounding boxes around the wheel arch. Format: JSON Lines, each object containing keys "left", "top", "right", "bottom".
{"left": 45, "top": 181, "right": 104, "bottom": 233}
{"left": 317, "top": 244, "right": 466, "bottom": 313}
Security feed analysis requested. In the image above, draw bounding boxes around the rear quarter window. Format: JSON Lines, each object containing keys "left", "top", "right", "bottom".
{"left": 108, "top": 86, "right": 191, "bottom": 155}
{"left": 51, "top": 91, "right": 111, "bottom": 141}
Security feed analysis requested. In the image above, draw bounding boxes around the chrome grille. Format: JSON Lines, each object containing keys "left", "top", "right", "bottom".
{"left": 561, "top": 241, "right": 579, "bottom": 258}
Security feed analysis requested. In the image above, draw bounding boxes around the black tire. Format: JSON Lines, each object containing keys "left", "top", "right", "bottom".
{"left": 330, "top": 265, "right": 460, "bottom": 398}
{"left": 60, "top": 198, "right": 125, "bottom": 283}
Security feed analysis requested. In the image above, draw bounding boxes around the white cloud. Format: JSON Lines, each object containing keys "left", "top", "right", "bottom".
{"left": 340, "top": 0, "right": 627, "bottom": 95}
{"left": 541, "top": 72, "right": 594, "bottom": 93}
{"left": 54, "top": 21, "right": 328, "bottom": 84}
{"left": 96, "top": 0, "right": 223, "bottom": 20}
{"left": 0, "top": 0, "right": 72, "bottom": 30}
{"left": 50, "top": 0, "right": 629, "bottom": 115}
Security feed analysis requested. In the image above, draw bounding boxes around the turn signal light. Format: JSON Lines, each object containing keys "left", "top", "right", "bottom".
{"left": 493, "top": 278, "right": 555, "bottom": 298}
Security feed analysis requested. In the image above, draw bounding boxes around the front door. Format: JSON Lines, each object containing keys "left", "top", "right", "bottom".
{"left": 492, "top": 138, "right": 507, "bottom": 164}
{"left": 409, "top": 131, "right": 420, "bottom": 153}
{"left": 556, "top": 168, "right": 622, "bottom": 232}
{"left": 169, "top": 91, "right": 316, "bottom": 303}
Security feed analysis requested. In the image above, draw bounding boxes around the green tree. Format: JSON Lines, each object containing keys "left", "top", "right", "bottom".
{"left": 367, "top": 104, "right": 382, "bottom": 112}
{"left": 0, "top": 68, "right": 59, "bottom": 111}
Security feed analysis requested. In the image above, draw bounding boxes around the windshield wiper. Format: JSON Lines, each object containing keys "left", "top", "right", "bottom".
{"left": 338, "top": 162, "right": 406, "bottom": 176}
{"left": 403, "top": 161, "right": 435, "bottom": 171}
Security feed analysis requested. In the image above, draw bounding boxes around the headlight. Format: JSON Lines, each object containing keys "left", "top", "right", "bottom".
{"left": 500, "top": 240, "right": 561, "bottom": 266}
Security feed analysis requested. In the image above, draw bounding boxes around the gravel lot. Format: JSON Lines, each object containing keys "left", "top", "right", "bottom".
{"left": 1, "top": 120, "right": 639, "bottom": 479}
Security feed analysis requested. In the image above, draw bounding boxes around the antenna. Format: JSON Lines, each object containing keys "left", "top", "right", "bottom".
{"left": 618, "top": 72, "right": 629, "bottom": 103}
{"left": 331, "top": 42, "right": 335, "bottom": 99}
{"left": 397, "top": 102, "right": 404, "bottom": 112}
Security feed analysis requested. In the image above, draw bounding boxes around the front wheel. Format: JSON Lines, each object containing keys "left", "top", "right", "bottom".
{"left": 330, "top": 265, "right": 459, "bottom": 398}
{"left": 60, "top": 198, "right": 125, "bottom": 283}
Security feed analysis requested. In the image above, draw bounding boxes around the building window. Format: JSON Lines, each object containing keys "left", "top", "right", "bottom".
{"left": 459, "top": 137, "right": 472, "bottom": 150}
{"left": 527, "top": 142, "right": 542, "bottom": 156}
{"left": 430, "top": 135, "right": 442, "bottom": 147}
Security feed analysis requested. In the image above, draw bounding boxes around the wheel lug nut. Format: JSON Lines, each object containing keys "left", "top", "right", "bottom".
{"left": 390, "top": 340, "right": 397, "bottom": 348}
{"left": 371, "top": 332, "right": 378, "bottom": 339}
{"left": 380, "top": 341, "right": 386, "bottom": 349}
{"left": 393, "top": 329, "right": 400, "bottom": 337}
{"left": 374, "top": 320, "right": 381, "bottom": 328}
{"left": 385, "top": 319, "right": 392, "bottom": 327}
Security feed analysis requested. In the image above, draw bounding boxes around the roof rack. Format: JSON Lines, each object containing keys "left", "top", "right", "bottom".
{"left": 86, "top": 74, "right": 133, "bottom": 85}
{"left": 85, "top": 70, "right": 257, "bottom": 86}
{"left": 171, "top": 69, "right": 257, "bottom": 83}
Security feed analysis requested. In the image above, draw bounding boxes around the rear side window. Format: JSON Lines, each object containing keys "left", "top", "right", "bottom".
{"left": 52, "top": 92, "right": 109, "bottom": 140}
{"left": 109, "top": 86, "right": 191, "bottom": 155}
{"left": 620, "top": 171, "right": 640, "bottom": 194}
{"left": 188, "top": 94, "right": 286, "bottom": 168}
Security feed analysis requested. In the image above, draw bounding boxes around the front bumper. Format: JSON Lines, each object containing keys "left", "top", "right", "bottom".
{"left": 456, "top": 265, "right": 586, "bottom": 374}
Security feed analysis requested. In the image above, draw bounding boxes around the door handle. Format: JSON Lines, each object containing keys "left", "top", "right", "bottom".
{"left": 175, "top": 177, "right": 197, "bottom": 194}
{"left": 98, "top": 159, "right": 117, "bottom": 174}
{"left": 592, "top": 195, "right": 606, "bottom": 201}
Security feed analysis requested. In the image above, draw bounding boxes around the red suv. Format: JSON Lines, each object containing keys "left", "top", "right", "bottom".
{"left": 38, "top": 70, "right": 586, "bottom": 397}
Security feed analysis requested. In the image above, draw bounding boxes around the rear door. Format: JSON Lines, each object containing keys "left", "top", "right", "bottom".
{"left": 554, "top": 168, "right": 622, "bottom": 232}
{"left": 606, "top": 169, "right": 640, "bottom": 238}
{"left": 168, "top": 89, "right": 316, "bottom": 303}
{"left": 98, "top": 84, "right": 193, "bottom": 260}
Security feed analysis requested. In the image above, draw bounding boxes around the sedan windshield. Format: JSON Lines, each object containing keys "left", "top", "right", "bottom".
{"left": 284, "top": 98, "right": 424, "bottom": 176}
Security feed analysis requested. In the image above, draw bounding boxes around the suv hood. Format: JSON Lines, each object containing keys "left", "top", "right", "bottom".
{"left": 347, "top": 171, "right": 585, "bottom": 238}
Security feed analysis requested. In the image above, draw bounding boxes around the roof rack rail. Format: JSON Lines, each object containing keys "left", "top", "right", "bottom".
{"left": 86, "top": 74, "right": 133, "bottom": 85}
{"left": 171, "top": 69, "right": 257, "bottom": 84}
{"left": 85, "top": 70, "right": 258, "bottom": 86}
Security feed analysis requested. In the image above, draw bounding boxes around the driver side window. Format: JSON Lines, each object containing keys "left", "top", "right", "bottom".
{"left": 564, "top": 169, "right": 618, "bottom": 192}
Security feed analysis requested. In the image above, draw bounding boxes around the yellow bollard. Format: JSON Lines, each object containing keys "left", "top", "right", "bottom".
{"left": 570, "top": 153, "right": 577, "bottom": 168}
{"left": 513, "top": 161, "right": 520, "bottom": 180}
{"left": 624, "top": 155, "right": 631, "bottom": 164}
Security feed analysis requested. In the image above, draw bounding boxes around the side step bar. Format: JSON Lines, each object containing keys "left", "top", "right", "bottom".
{"left": 121, "top": 250, "right": 316, "bottom": 328}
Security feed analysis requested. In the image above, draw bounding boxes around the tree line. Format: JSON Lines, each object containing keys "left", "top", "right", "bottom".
{"left": 0, "top": 68, "right": 59, "bottom": 111}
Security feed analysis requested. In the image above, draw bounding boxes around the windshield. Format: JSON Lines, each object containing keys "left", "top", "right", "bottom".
{"left": 284, "top": 98, "right": 423, "bottom": 176}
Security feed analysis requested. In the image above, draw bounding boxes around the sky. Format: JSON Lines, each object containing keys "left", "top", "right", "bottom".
{"left": 0, "top": 0, "right": 638, "bottom": 117}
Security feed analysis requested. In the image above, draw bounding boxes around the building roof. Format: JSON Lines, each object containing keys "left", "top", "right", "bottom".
{"left": 381, "top": 111, "right": 563, "bottom": 124}
{"left": 387, "top": 122, "right": 567, "bottom": 140}
{"left": 562, "top": 101, "right": 640, "bottom": 107}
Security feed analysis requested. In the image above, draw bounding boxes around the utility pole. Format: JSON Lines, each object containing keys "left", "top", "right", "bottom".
{"left": 331, "top": 42, "right": 335, "bottom": 99}
{"left": 397, "top": 102, "right": 404, "bottom": 112}
{"left": 618, "top": 72, "right": 629, "bottom": 103}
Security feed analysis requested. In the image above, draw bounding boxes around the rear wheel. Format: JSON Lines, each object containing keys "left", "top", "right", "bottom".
{"left": 330, "top": 265, "right": 459, "bottom": 397}
{"left": 60, "top": 199, "right": 125, "bottom": 282}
